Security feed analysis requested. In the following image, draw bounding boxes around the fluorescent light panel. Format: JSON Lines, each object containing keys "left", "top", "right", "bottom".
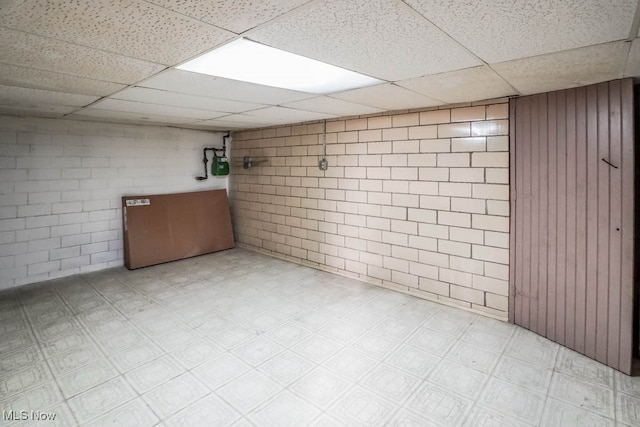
{"left": 177, "top": 38, "right": 383, "bottom": 94}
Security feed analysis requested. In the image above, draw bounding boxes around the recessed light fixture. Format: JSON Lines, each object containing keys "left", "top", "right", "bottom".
{"left": 177, "top": 38, "right": 383, "bottom": 94}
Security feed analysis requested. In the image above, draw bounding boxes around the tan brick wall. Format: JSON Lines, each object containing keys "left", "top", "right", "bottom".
{"left": 230, "top": 100, "right": 510, "bottom": 320}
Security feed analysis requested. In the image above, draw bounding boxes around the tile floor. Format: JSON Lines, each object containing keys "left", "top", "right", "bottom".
{"left": 1, "top": 248, "right": 639, "bottom": 426}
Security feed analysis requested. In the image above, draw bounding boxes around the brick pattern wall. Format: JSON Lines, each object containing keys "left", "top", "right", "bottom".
{"left": 230, "top": 100, "right": 510, "bottom": 319}
{"left": 0, "top": 116, "right": 226, "bottom": 290}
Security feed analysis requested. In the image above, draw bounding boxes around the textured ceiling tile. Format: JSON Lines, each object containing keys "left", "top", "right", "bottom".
{"left": 112, "top": 87, "right": 266, "bottom": 113}
{"left": 397, "top": 66, "right": 518, "bottom": 103}
{"left": 0, "top": 0, "right": 234, "bottom": 65}
{"left": 89, "top": 98, "right": 228, "bottom": 120}
{"left": 0, "top": 27, "right": 164, "bottom": 84}
{"left": 0, "top": 85, "right": 98, "bottom": 107}
{"left": 189, "top": 118, "right": 271, "bottom": 130}
{"left": 404, "top": 0, "right": 637, "bottom": 63}
{"left": 242, "top": 106, "right": 337, "bottom": 124}
{"left": 330, "top": 84, "right": 443, "bottom": 111}
{"left": 493, "top": 42, "right": 629, "bottom": 95}
{"left": 248, "top": 0, "right": 481, "bottom": 81}
{"left": 0, "top": 63, "right": 126, "bottom": 96}
{"left": 144, "top": 0, "right": 311, "bottom": 33}
{"left": 140, "top": 70, "right": 312, "bottom": 105}
{"left": 281, "top": 96, "right": 383, "bottom": 116}
{"left": 624, "top": 39, "right": 640, "bottom": 77}
{"left": 68, "top": 109, "right": 196, "bottom": 125}
{"left": 202, "top": 114, "right": 274, "bottom": 125}
{"left": 0, "top": 105, "right": 74, "bottom": 118}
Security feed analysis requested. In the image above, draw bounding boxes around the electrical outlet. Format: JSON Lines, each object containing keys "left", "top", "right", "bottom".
{"left": 318, "top": 159, "right": 328, "bottom": 170}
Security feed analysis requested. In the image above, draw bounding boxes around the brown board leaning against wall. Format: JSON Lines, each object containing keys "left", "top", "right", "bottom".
{"left": 122, "top": 189, "right": 235, "bottom": 269}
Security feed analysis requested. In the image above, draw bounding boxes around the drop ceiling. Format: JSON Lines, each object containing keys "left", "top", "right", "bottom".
{"left": 0, "top": 0, "right": 638, "bottom": 130}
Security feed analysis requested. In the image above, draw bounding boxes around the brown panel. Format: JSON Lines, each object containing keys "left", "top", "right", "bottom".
{"left": 620, "top": 78, "right": 634, "bottom": 373}
{"left": 522, "top": 94, "right": 532, "bottom": 330}
{"left": 556, "top": 90, "right": 567, "bottom": 345}
{"left": 530, "top": 94, "right": 540, "bottom": 334}
{"left": 512, "top": 79, "right": 634, "bottom": 374}
{"left": 596, "top": 82, "right": 610, "bottom": 364}
{"left": 547, "top": 91, "right": 558, "bottom": 342}
{"left": 122, "top": 189, "right": 235, "bottom": 269}
{"left": 513, "top": 98, "right": 527, "bottom": 326}
{"left": 509, "top": 99, "right": 517, "bottom": 324}
{"left": 585, "top": 84, "right": 599, "bottom": 359}
{"left": 575, "top": 86, "right": 588, "bottom": 354}
{"left": 537, "top": 94, "right": 549, "bottom": 336}
{"left": 565, "top": 88, "right": 577, "bottom": 350}
{"left": 607, "top": 80, "right": 622, "bottom": 367}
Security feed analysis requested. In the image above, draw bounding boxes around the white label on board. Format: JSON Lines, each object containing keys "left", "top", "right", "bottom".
{"left": 126, "top": 199, "right": 150, "bottom": 207}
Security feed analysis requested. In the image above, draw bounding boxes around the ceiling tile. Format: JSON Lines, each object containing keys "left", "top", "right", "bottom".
{"left": 0, "top": 85, "right": 98, "bottom": 107}
{"left": 493, "top": 41, "right": 629, "bottom": 95}
{"left": 0, "top": 105, "right": 75, "bottom": 118}
{"left": 0, "top": 84, "right": 95, "bottom": 118}
{"left": 201, "top": 114, "right": 274, "bottom": 125}
{"left": 113, "top": 87, "right": 266, "bottom": 113}
{"left": 404, "top": 0, "right": 637, "bottom": 63}
{"left": 330, "top": 83, "right": 443, "bottom": 111}
{"left": 189, "top": 118, "right": 271, "bottom": 130}
{"left": 248, "top": 0, "right": 481, "bottom": 81}
{"left": 397, "top": 66, "right": 518, "bottom": 103}
{"left": 68, "top": 109, "right": 196, "bottom": 125}
{"left": 0, "top": 27, "right": 164, "bottom": 84}
{"left": 87, "top": 99, "right": 228, "bottom": 120}
{"left": 281, "top": 96, "right": 383, "bottom": 116}
{"left": 139, "top": 70, "right": 313, "bottom": 105}
{"left": 0, "top": 0, "right": 234, "bottom": 65}
{"left": 624, "top": 39, "right": 640, "bottom": 78}
{"left": 241, "top": 106, "right": 337, "bottom": 124}
{"left": 0, "top": 63, "right": 126, "bottom": 96}
{"left": 144, "top": 0, "right": 311, "bottom": 33}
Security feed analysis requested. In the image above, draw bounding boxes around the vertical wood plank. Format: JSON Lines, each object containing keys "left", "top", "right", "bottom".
{"left": 565, "top": 88, "right": 577, "bottom": 350}
{"left": 509, "top": 99, "right": 517, "bottom": 324}
{"left": 521, "top": 96, "right": 532, "bottom": 329}
{"left": 585, "top": 84, "right": 599, "bottom": 359}
{"left": 607, "top": 80, "right": 622, "bottom": 369}
{"left": 516, "top": 99, "right": 532, "bottom": 328}
{"left": 547, "top": 91, "right": 558, "bottom": 342}
{"left": 537, "top": 94, "right": 549, "bottom": 336}
{"left": 514, "top": 99, "right": 522, "bottom": 326}
{"left": 575, "top": 86, "right": 588, "bottom": 354}
{"left": 513, "top": 99, "right": 531, "bottom": 325}
{"left": 529, "top": 96, "right": 544, "bottom": 333}
{"left": 556, "top": 90, "right": 567, "bottom": 345}
{"left": 596, "top": 82, "right": 610, "bottom": 364}
{"left": 619, "top": 78, "right": 634, "bottom": 374}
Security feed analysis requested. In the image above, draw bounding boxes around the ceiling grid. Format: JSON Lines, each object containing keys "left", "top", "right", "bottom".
{"left": 0, "top": 0, "right": 636, "bottom": 130}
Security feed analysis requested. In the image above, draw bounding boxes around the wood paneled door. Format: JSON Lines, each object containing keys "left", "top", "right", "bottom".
{"left": 509, "top": 79, "right": 635, "bottom": 374}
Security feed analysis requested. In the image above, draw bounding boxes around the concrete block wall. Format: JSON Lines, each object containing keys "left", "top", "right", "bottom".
{"left": 230, "top": 100, "right": 510, "bottom": 320}
{"left": 0, "top": 116, "right": 225, "bottom": 290}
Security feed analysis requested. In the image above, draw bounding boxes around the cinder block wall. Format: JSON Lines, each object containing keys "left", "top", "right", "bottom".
{"left": 0, "top": 116, "right": 225, "bottom": 290}
{"left": 230, "top": 100, "right": 510, "bottom": 320}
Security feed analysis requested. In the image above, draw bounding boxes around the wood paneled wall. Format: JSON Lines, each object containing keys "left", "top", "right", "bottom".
{"left": 509, "top": 79, "right": 634, "bottom": 374}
